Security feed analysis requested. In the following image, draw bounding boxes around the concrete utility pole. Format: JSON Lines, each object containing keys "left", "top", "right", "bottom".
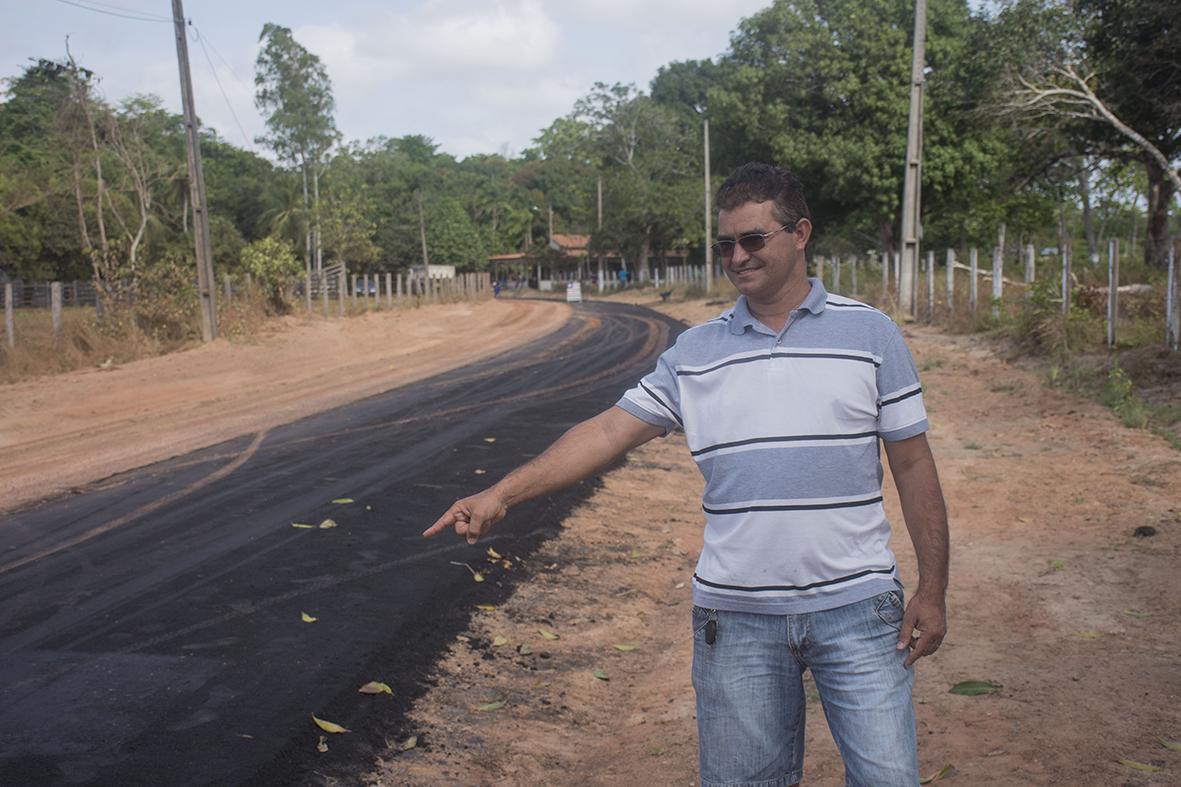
{"left": 898, "top": 0, "right": 927, "bottom": 319}
{"left": 417, "top": 193, "right": 429, "bottom": 267}
{"left": 172, "top": 0, "right": 217, "bottom": 341}
{"left": 703, "top": 118, "right": 714, "bottom": 293}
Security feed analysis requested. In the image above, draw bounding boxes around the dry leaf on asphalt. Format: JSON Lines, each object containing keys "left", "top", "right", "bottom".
{"left": 475, "top": 604, "right": 496, "bottom": 611}
{"left": 301, "top": 612, "right": 317, "bottom": 623}
{"left": 474, "top": 469, "right": 486, "bottom": 475}
{"left": 538, "top": 628, "right": 560, "bottom": 640}
{"left": 486, "top": 547, "right": 503, "bottom": 560}
{"left": 449, "top": 561, "right": 485, "bottom": 582}
{"left": 400, "top": 735, "right": 418, "bottom": 751}
{"left": 312, "top": 715, "right": 349, "bottom": 734}
{"left": 291, "top": 523, "right": 315, "bottom": 529}
{"left": 331, "top": 498, "right": 354, "bottom": 504}
{"left": 483, "top": 437, "right": 496, "bottom": 443}
{"left": 316, "top": 735, "right": 328, "bottom": 753}
{"left": 358, "top": 681, "right": 393, "bottom": 695}
{"left": 318, "top": 519, "right": 338, "bottom": 529}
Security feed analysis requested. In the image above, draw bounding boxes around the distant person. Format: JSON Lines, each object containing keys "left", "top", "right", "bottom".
{"left": 618, "top": 268, "right": 629, "bottom": 287}
{"left": 426, "top": 162, "right": 948, "bottom": 786}
{"left": 493, "top": 280, "right": 502, "bottom": 298}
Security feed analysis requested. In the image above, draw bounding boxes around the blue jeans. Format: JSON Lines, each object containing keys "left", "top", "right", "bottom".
{"left": 692, "top": 591, "right": 918, "bottom": 787}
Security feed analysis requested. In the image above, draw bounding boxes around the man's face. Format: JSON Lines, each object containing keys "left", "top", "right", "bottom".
{"left": 716, "top": 200, "right": 809, "bottom": 302}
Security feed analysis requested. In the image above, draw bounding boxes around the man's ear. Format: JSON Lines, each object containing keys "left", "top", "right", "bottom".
{"left": 794, "top": 217, "right": 813, "bottom": 248}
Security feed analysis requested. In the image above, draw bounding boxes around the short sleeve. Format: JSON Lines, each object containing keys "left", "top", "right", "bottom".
{"left": 875, "top": 326, "right": 928, "bottom": 441}
{"left": 615, "top": 346, "right": 683, "bottom": 435}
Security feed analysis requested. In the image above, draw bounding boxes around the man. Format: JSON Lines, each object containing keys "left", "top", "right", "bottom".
{"left": 425, "top": 162, "right": 949, "bottom": 786}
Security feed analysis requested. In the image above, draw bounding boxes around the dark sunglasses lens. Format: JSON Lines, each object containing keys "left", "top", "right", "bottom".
{"left": 738, "top": 235, "right": 768, "bottom": 253}
{"left": 713, "top": 240, "right": 736, "bottom": 258}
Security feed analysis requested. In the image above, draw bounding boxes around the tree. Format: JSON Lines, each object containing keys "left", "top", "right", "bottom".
{"left": 254, "top": 23, "right": 339, "bottom": 275}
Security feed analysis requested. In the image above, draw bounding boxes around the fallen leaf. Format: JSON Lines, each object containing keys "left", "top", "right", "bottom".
{"left": 483, "top": 437, "right": 496, "bottom": 443}
{"left": 628, "top": 548, "right": 641, "bottom": 559}
{"left": 358, "top": 681, "right": 393, "bottom": 695}
{"left": 1118, "top": 759, "right": 1161, "bottom": 773}
{"left": 518, "top": 644, "right": 533, "bottom": 655}
{"left": 1159, "top": 738, "right": 1181, "bottom": 752}
{"left": 1124, "top": 609, "right": 1152, "bottom": 620}
{"left": 474, "top": 572, "right": 485, "bottom": 582}
{"left": 475, "top": 604, "right": 497, "bottom": 611}
{"left": 291, "top": 522, "right": 315, "bottom": 529}
{"left": 486, "top": 547, "right": 503, "bottom": 560}
{"left": 331, "top": 498, "right": 354, "bottom": 504}
{"left": 237, "top": 734, "right": 255, "bottom": 740}
{"left": 474, "top": 469, "right": 487, "bottom": 475}
{"left": 318, "top": 518, "right": 338, "bottom": 529}
{"left": 501, "top": 559, "right": 512, "bottom": 569}
{"left": 1074, "top": 630, "right": 1101, "bottom": 639}
{"left": 477, "top": 700, "right": 505, "bottom": 712}
{"left": 449, "top": 561, "right": 485, "bottom": 582}
{"left": 316, "top": 735, "right": 328, "bottom": 753}
{"left": 312, "top": 715, "right": 349, "bottom": 734}
{"left": 674, "top": 582, "right": 686, "bottom": 589}
{"left": 948, "top": 680, "right": 1001, "bottom": 696}
{"left": 538, "top": 628, "right": 560, "bottom": 640}
{"left": 592, "top": 668, "right": 609, "bottom": 681}
{"left": 920, "top": 764, "right": 955, "bottom": 783}
{"left": 301, "top": 612, "right": 317, "bottom": 623}
{"left": 612, "top": 644, "right": 639, "bottom": 652}
{"left": 1017, "top": 516, "right": 1032, "bottom": 524}
{"left": 492, "top": 635, "right": 508, "bottom": 647}
{"left": 400, "top": 735, "right": 418, "bottom": 751}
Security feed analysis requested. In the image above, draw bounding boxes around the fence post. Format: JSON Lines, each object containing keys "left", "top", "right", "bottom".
{"left": 51, "top": 281, "right": 63, "bottom": 339}
{"left": 224, "top": 273, "right": 233, "bottom": 304}
{"left": 849, "top": 255, "right": 858, "bottom": 294}
{"left": 245, "top": 273, "right": 254, "bottom": 296}
{"left": 396, "top": 273, "right": 403, "bottom": 306}
{"left": 815, "top": 254, "right": 825, "bottom": 283}
{"left": 991, "top": 246, "right": 1003, "bottom": 318}
{"left": 1024, "top": 243, "right": 1036, "bottom": 295}
{"left": 945, "top": 249, "right": 955, "bottom": 317}
{"left": 4, "top": 283, "right": 13, "bottom": 349}
{"left": 1061, "top": 244, "right": 1071, "bottom": 315}
{"left": 831, "top": 256, "right": 840, "bottom": 293}
{"left": 881, "top": 251, "right": 889, "bottom": 296}
{"left": 1107, "top": 238, "right": 1119, "bottom": 347}
{"left": 338, "top": 270, "right": 346, "bottom": 317}
{"left": 385, "top": 273, "right": 393, "bottom": 307}
{"left": 1166, "top": 240, "right": 1178, "bottom": 351}
{"left": 926, "top": 250, "right": 935, "bottom": 323}
{"left": 969, "top": 247, "right": 978, "bottom": 315}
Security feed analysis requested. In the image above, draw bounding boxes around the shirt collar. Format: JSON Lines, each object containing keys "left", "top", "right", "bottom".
{"left": 728, "top": 277, "right": 829, "bottom": 335}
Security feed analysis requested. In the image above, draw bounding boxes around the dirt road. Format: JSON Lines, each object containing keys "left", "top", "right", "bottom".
{"left": 377, "top": 297, "right": 1181, "bottom": 787}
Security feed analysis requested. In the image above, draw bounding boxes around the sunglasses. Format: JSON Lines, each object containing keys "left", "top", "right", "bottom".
{"left": 711, "top": 223, "right": 795, "bottom": 259}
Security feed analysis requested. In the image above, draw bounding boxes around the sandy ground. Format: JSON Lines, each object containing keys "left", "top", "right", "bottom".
{"left": 372, "top": 295, "right": 1181, "bottom": 787}
{"left": 0, "top": 299, "right": 568, "bottom": 514}
{"left": 3, "top": 293, "right": 1179, "bottom": 785}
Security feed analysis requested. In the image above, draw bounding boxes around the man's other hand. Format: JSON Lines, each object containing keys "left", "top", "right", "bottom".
{"left": 897, "top": 590, "right": 947, "bottom": 668}
{"left": 423, "top": 488, "right": 508, "bottom": 544}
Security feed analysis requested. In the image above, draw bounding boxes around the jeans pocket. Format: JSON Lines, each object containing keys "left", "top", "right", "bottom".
{"left": 874, "top": 590, "right": 904, "bottom": 630}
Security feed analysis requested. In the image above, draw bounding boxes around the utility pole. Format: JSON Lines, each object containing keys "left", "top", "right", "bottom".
{"left": 417, "top": 193, "right": 429, "bottom": 267}
{"left": 898, "top": 0, "right": 927, "bottom": 319}
{"left": 172, "top": 0, "right": 217, "bottom": 341}
{"left": 703, "top": 117, "right": 713, "bottom": 293}
{"left": 597, "top": 175, "right": 604, "bottom": 293}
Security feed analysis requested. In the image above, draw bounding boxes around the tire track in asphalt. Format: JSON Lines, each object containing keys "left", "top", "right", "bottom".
{"left": 0, "top": 301, "right": 683, "bottom": 787}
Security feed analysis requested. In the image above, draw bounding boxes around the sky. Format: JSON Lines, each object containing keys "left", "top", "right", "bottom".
{"left": 2, "top": 0, "right": 771, "bottom": 159}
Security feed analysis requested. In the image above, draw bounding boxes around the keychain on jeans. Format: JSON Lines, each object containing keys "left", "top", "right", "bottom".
{"left": 705, "top": 617, "right": 717, "bottom": 645}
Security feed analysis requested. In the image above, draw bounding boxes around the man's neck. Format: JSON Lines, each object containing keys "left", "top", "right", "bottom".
{"left": 746, "top": 278, "right": 812, "bottom": 333}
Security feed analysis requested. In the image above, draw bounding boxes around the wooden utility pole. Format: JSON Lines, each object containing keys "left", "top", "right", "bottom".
{"left": 703, "top": 118, "right": 714, "bottom": 293}
{"left": 172, "top": 0, "right": 217, "bottom": 341}
{"left": 898, "top": 0, "right": 927, "bottom": 319}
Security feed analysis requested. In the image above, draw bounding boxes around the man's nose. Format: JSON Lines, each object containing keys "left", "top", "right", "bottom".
{"left": 729, "top": 242, "right": 752, "bottom": 266}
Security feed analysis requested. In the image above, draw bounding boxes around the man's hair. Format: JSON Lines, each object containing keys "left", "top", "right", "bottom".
{"left": 716, "top": 162, "right": 811, "bottom": 227}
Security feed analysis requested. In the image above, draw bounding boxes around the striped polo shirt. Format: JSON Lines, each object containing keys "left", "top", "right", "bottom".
{"left": 616, "top": 278, "right": 928, "bottom": 615}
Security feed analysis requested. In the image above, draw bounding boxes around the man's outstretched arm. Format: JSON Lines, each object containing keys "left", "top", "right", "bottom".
{"left": 423, "top": 406, "right": 665, "bottom": 544}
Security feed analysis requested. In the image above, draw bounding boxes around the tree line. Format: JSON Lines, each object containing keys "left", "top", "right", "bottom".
{"left": 0, "top": 0, "right": 1176, "bottom": 293}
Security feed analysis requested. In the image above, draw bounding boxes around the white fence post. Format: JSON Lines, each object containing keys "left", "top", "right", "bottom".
{"left": 1166, "top": 241, "right": 1178, "bottom": 351}
{"left": 51, "top": 281, "right": 63, "bottom": 339}
{"left": 831, "top": 256, "right": 840, "bottom": 293}
{"left": 881, "top": 251, "right": 890, "bottom": 295}
{"left": 991, "top": 246, "right": 1003, "bottom": 318}
{"left": 1061, "top": 245, "right": 1071, "bottom": 315}
{"left": 321, "top": 272, "right": 329, "bottom": 317}
{"left": 945, "top": 249, "right": 955, "bottom": 317}
{"left": 969, "top": 247, "right": 978, "bottom": 315}
{"left": 850, "top": 255, "right": 858, "bottom": 293}
{"left": 926, "top": 250, "right": 935, "bottom": 322}
{"left": 1107, "top": 238, "right": 1119, "bottom": 347}
{"left": 1024, "top": 243, "right": 1036, "bottom": 294}
{"left": 4, "top": 283, "right": 13, "bottom": 348}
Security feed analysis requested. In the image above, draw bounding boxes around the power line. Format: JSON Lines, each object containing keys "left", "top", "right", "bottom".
{"left": 53, "top": 0, "right": 171, "bottom": 23}
{"left": 192, "top": 25, "right": 254, "bottom": 149}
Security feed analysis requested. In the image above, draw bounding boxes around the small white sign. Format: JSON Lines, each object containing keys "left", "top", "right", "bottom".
{"left": 566, "top": 282, "right": 583, "bottom": 303}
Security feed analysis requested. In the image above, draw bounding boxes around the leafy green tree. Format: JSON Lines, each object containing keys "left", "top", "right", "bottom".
{"left": 426, "top": 197, "right": 486, "bottom": 269}
{"left": 240, "top": 235, "right": 300, "bottom": 307}
{"left": 254, "top": 23, "right": 339, "bottom": 273}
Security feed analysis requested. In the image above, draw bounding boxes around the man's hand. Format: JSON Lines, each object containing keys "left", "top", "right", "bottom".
{"left": 896, "top": 590, "right": 947, "bottom": 668}
{"left": 423, "top": 487, "right": 508, "bottom": 544}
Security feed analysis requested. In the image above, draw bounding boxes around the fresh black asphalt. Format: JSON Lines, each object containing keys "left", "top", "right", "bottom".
{"left": 0, "top": 301, "right": 685, "bottom": 786}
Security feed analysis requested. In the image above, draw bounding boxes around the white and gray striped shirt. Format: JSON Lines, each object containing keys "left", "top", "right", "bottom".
{"left": 617, "top": 279, "right": 928, "bottom": 615}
